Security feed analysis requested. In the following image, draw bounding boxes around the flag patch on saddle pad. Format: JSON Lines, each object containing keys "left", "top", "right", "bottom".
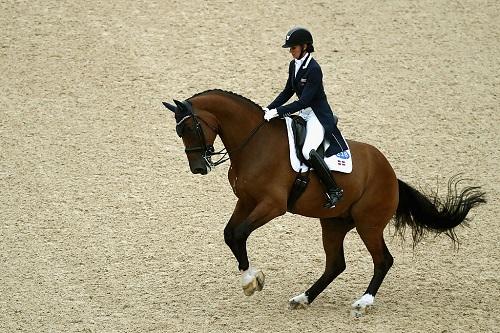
{"left": 336, "top": 151, "right": 350, "bottom": 159}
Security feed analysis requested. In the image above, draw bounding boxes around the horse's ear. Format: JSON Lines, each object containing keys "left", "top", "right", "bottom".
{"left": 162, "top": 101, "right": 177, "bottom": 113}
{"left": 173, "top": 99, "right": 184, "bottom": 110}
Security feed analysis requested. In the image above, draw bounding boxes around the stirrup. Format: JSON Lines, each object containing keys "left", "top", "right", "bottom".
{"left": 324, "top": 189, "right": 343, "bottom": 208}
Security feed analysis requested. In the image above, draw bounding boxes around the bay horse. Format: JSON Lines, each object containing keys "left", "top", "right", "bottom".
{"left": 163, "top": 89, "right": 486, "bottom": 314}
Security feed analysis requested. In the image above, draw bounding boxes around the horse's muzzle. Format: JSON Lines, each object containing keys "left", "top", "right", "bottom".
{"left": 192, "top": 167, "right": 208, "bottom": 175}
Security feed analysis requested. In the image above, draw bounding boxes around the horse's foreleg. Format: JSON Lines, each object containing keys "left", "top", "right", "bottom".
{"left": 289, "top": 218, "right": 353, "bottom": 309}
{"left": 224, "top": 199, "right": 285, "bottom": 296}
{"left": 224, "top": 200, "right": 251, "bottom": 271}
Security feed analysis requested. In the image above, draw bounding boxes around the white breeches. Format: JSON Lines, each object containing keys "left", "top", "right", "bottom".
{"left": 299, "top": 107, "right": 324, "bottom": 160}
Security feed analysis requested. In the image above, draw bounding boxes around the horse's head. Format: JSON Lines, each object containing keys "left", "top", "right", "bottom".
{"left": 163, "top": 99, "right": 218, "bottom": 175}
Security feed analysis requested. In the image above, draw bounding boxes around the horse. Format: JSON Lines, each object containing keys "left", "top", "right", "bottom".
{"left": 163, "top": 89, "right": 486, "bottom": 314}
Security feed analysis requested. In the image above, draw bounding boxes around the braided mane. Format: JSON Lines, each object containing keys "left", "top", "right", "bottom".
{"left": 188, "top": 89, "right": 263, "bottom": 110}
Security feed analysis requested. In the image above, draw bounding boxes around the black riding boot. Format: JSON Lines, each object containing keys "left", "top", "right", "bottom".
{"left": 308, "top": 149, "right": 343, "bottom": 208}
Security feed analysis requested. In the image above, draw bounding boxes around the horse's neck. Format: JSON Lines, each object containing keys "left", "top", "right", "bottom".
{"left": 193, "top": 93, "right": 289, "bottom": 177}
{"left": 192, "top": 94, "right": 262, "bottom": 152}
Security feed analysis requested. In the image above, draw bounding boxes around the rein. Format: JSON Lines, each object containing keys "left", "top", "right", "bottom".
{"left": 199, "top": 117, "right": 266, "bottom": 168}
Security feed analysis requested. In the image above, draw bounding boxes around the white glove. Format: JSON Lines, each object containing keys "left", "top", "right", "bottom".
{"left": 263, "top": 108, "right": 279, "bottom": 121}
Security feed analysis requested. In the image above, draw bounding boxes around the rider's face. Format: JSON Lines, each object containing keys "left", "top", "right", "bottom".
{"left": 289, "top": 45, "right": 305, "bottom": 59}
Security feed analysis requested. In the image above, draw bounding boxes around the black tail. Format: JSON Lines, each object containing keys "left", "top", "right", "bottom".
{"left": 395, "top": 175, "right": 486, "bottom": 247}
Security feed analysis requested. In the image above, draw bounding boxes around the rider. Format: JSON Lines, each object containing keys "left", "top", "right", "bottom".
{"left": 263, "top": 27, "right": 344, "bottom": 208}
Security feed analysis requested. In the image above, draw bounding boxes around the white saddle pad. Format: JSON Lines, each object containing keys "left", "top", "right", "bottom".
{"left": 285, "top": 117, "right": 353, "bottom": 174}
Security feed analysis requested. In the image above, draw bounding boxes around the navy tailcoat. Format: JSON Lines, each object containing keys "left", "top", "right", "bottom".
{"left": 267, "top": 55, "right": 348, "bottom": 157}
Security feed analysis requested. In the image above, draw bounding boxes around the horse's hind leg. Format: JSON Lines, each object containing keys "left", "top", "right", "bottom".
{"left": 289, "top": 218, "right": 354, "bottom": 309}
{"left": 351, "top": 221, "right": 394, "bottom": 316}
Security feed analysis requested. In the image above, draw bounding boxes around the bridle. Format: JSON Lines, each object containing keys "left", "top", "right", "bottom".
{"left": 175, "top": 100, "right": 265, "bottom": 169}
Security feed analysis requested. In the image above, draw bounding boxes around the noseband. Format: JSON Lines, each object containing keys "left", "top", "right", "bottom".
{"left": 175, "top": 100, "right": 265, "bottom": 168}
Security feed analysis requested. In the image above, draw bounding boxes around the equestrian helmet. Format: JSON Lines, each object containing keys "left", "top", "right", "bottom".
{"left": 282, "top": 27, "right": 313, "bottom": 48}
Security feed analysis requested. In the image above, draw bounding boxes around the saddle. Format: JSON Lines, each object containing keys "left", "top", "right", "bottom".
{"left": 287, "top": 114, "right": 349, "bottom": 212}
{"left": 290, "top": 115, "right": 324, "bottom": 167}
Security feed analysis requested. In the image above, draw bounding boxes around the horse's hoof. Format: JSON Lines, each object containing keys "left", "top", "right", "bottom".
{"left": 255, "top": 270, "right": 265, "bottom": 291}
{"left": 242, "top": 270, "right": 265, "bottom": 296}
{"left": 351, "top": 306, "right": 369, "bottom": 318}
{"left": 288, "top": 293, "right": 309, "bottom": 310}
{"left": 351, "top": 294, "right": 374, "bottom": 317}
{"left": 243, "top": 283, "right": 256, "bottom": 296}
{"left": 289, "top": 300, "right": 308, "bottom": 310}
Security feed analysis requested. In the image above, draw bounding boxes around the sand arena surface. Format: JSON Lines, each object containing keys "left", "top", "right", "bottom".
{"left": 1, "top": 1, "right": 499, "bottom": 332}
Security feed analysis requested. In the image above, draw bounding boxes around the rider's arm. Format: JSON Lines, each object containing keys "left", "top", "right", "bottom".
{"left": 276, "top": 65, "right": 322, "bottom": 117}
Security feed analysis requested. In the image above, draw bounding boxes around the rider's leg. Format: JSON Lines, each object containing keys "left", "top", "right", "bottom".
{"left": 302, "top": 112, "right": 324, "bottom": 160}
{"left": 308, "top": 149, "right": 343, "bottom": 208}
{"left": 301, "top": 113, "right": 343, "bottom": 208}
